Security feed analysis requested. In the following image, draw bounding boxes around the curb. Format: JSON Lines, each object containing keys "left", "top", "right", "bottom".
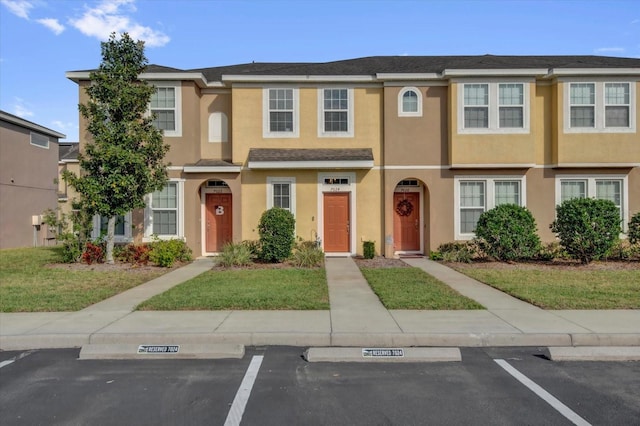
{"left": 548, "top": 346, "right": 640, "bottom": 361}
{"left": 79, "top": 343, "right": 245, "bottom": 360}
{"left": 304, "top": 347, "right": 462, "bottom": 363}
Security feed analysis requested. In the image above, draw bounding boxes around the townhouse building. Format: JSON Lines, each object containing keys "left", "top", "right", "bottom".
{"left": 67, "top": 55, "right": 640, "bottom": 258}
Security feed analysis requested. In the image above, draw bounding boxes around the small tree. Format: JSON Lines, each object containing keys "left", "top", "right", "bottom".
{"left": 63, "top": 33, "right": 169, "bottom": 263}
{"left": 628, "top": 212, "right": 640, "bottom": 245}
{"left": 550, "top": 198, "right": 621, "bottom": 264}
{"left": 258, "top": 208, "right": 295, "bottom": 263}
{"left": 475, "top": 204, "right": 541, "bottom": 261}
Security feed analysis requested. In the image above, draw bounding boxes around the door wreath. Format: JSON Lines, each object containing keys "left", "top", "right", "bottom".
{"left": 395, "top": 199, "right": 414, "bottom": 216}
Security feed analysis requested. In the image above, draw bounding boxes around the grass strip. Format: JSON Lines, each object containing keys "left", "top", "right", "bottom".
{"left": 138, "top": 268, "right": 329, "bottom": 310}
{"left": 455, "top": 267, "right": 640, "bottom": 309}
{"left": 0, "top": 247, "right": 165, "bottom": 312}
{"left": 360, "top": 267, "right": 484, "bottom": 310}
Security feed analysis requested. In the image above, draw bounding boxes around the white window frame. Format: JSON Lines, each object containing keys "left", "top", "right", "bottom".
{"left": 458, "top": 80, "right": 530, "bottom": 134}
{"left": 92, "top": 213, "right": 133, "bottom": 243}
{"left": 144, "top": 179, "right": 185, "bottom": 241}
{"left": 318, "top": 87, "right": 354, "bottom": 137}
{"left": 398, "top": 87, "right": 422, "bottom": 117}
{"left": 454, "top": 176, "right": 527, "bottom": 240}
{"left": 555, "top": 175, "right": 629, "bottom": 232}
{"left": 563, "top": 79, "right": 636, "bottom": 133}
{"left": 30, "top": 132, "right": 49, "bottom": 149}
{"left": 150, "top": 81, "right": 182, "bottom": 137}
{"left": 266, "top": 177, "right": 296, "bottom": 216}
{"left": 263, "top": 87, "right": 299, "bottom": 138}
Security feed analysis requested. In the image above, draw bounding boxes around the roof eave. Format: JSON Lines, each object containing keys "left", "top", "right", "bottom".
{"left": 443, "top": 68, "right": 549, "bottom": 77}
{"left": 547, "top": 68, "right": 640, "bottom": 77}
{"left": 248, "top": 160, "right": 374, "bottom": 169}
{"left": 222, "top": 75, "right": 376, "bottom": 83}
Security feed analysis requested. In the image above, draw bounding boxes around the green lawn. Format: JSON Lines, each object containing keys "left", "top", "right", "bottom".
{"left": 0, "top": 247, "right": 166, "bottom": 312}
{"left": 454, "top": 266, "right": 640, "bottom": 309}
{"left": 360, "top": 267, "right": 484, "bottom": 310}
{"left": 138, "top": 268, "right": 329, "bottom": 310}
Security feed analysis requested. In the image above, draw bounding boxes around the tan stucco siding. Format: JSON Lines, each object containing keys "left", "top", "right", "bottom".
{"left": 200, "top": 91, "right": 232, "bottom": 161}
{"left": 161, "top": 82, "right": 201, "bottom": 166}
{"left": 231, "top": 86, "right": 383, "bottom": 166}
{"left": 534, "top": 84, "right": 554, "bottom": 165}
{"left": 383, "top": 86, "right": 448, "bottom": 166}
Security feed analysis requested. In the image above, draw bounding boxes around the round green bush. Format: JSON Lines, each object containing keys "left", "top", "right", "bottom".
{"left": 475, "top": 204, "right": 541, "bottom": 261}
{"left": 258, "top": 208, "right": 295, "bottom": 263}
{"left": 550, "top": 198, "right": 621, "bottom": 264}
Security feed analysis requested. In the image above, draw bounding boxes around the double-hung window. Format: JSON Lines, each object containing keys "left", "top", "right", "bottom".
{"left": 263, "top": 88, "right": 298, "bottom": 137}
{"left": 557, "top": 176, "right": 626, "bottom": 225}
{"left": 267, "top": 177, "right": 296, "bottom": 216}
{"left": 150, "top": 83, "right": 181, "bottom": 137}
{"left": 455, "top": 177, "right": 524, "bottom": 238}
{"left": 565, "top": 81, "right": 634, "bottom": 132}
{"left": 92, "top": 214, "right": 132, "bottom": 242}
{"left": 145, "top": 180, "right": 185, "bottom": 240}
{"left": 318, "top": 88, "right": 354, "bottom": 137}
{"left": 460, "top": 82, "right": 528, "bottom": 133}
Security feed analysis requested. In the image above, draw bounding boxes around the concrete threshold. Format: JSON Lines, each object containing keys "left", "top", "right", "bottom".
{"left": 304, "top": 347, "right": 461, "bottom": 363}
{"left": 78, "top": 343, "right": 245, "bottom": 360}
{"left": 548, "top": 346, "right": 640, "bottom": 362}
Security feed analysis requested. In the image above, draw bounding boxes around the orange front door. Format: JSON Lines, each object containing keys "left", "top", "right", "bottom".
{"left": 206, "top": 193, "right": 232, "bottom": 252}
{"left": 324, "top": 192, "right": 350, "bottom": 252}
{"left": 393, "top": 192, "right": 420, "bottom": 251}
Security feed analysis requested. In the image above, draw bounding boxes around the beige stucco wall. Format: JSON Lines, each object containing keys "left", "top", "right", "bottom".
{"left": 0, "top": 121, "right": 59, "bottom": 249}
{"left": 200, "top": 91, "right": 232, "bottom": 161}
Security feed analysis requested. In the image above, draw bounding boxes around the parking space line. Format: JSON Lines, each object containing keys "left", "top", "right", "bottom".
{"left": 224, "top": 355, "right": 264, "bottom": 426}
{"left": 494, "top": 359, "right": 591, "bottom": 426}
{"left": 0, "top": 360, "right": 15, "bottom": 369}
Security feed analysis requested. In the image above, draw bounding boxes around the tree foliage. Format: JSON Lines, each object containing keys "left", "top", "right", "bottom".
{"left": 63, "top": 33, "right": 169, "bottom": 263}
{"left": 475, "top": 204, "right": 541, "bottom": 261}
{"left": 550, "top": 198, "right": 621, "bottom": 264}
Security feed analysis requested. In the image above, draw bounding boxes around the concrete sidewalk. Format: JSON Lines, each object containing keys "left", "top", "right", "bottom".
{"left": 1, "top": 257, "right": 639, "bottom": 351}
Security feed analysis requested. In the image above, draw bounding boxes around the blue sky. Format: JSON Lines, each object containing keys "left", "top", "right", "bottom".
{"left": 1, "top": 0, "right": 639, "bottom": 142}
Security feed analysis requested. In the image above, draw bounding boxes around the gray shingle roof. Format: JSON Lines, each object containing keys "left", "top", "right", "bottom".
{"left": 248, "top": 148, "right": 374, "bottom": 163}
{"left": 58, "top": 143, "right": 79, "bottom": 162}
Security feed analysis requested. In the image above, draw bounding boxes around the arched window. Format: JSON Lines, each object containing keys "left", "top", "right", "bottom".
{"left": 208, "top": 112, "right": 228, "bottom": 142}
{"left": 398, "top": 87, "right": 422, "bottom": 117}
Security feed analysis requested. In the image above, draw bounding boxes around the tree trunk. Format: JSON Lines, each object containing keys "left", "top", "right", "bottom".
{"left": 106, "top": 215, "right": 115, "bottom": 264}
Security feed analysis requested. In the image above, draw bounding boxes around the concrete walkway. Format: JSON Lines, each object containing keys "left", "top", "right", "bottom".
{"left": 1, "top": 257, "right": 639, "bottom": 351}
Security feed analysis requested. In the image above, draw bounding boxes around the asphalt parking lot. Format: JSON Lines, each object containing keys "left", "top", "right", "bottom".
{"left": 1, "top": 346, "right": 639, "bottom": 425}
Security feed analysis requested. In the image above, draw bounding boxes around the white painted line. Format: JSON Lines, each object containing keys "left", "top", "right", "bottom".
{"left": 494, "top": 359, "right": 591, "bottom": 426}
{"left": 0, "top": 360, "right": 15, "bottom": 368}
{"left": 224, "top": 355, "right": 264, "bottom": 426}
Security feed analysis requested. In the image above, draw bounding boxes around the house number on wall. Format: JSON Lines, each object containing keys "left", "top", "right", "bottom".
{"left": 216, "top": 206, "right": 225, "bottom": 215}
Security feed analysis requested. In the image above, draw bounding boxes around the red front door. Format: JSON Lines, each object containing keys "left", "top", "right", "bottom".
{"left": 324, "top": 192, "right": 350, "bottom": 252}
{"left": 393, "top": 192, "right": 420, "bottom": 251}
{"left": 206, "top": 193, "right": 232, "bottom": 252}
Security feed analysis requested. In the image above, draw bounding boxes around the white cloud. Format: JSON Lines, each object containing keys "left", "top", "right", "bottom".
{"left": 37, "top": 18, "right": 65, "bottom": 35}
{"left": 0, "top": 0, "right": 33, "bottom": 19}
{"left": 70, "top": 0, "right": 169, "bottom": 47}
{"left": 51, "top": 120, "right": 75, "bottom": 133}
{"left": 595, "top": 47, "right": 625, "bottom": 54}
{"left": 13, "top": 98, "right": 34, "bottom": 118}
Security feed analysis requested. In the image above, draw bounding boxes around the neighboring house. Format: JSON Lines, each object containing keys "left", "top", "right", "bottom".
{"left": 0, "top": 110, "right": 66, "bottom": 249}
{"left": 66, "top": 55, "right": 640, "bottom": 258}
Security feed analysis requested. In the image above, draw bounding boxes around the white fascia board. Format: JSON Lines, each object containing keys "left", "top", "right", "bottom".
{"left": 376, "top": 73, "right": 441, "bottom": 80}
{"left": 183, "top": 166, "right": 242, "bottom": 173}
{"left": 65, "top": 71, "right": 209, "bottom": 87}
{"left": 553, "top": 162, "right": 640, "bottom": 168}
{"left": 443, "top": 68, "right": 548, "bottom": 77}
{"left": 222, "top": 75, "right": 376, "bottom": 83}
{"left": 548, "top": 68, "right": 640, "bottom": 77}
{"left": 248, "top": 160, "right": 374, "bottom": 169}
{"left": 450, "top": 163, "right": 536, "bottom": 169}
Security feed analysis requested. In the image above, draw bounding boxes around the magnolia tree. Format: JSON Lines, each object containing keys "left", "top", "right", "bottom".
{"left": 64, "top": 33, "right": 169, "bottom": 263}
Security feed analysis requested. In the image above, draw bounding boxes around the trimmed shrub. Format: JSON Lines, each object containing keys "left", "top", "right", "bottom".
{"left": 82, "top": 241, "right": 105, "bottom": 265}
{"left": 628, "top": 212, "right": 640, "bottom": 245}
{"left": 258, "top": 208, "right": 295, "bottom": 263}
{"left": 115, "top": 243, "right": 151, "bottom": 266}
{"left": 436, "top": 241, "right": 484, "bottom": 263}
{"left": 241, "top": 240, "right": 261, "bottom": 260}
{"left": 536, "top": 242, "right": 568, "bottom": 261}
{"left": 218, "top": 242, "right": 253, "bottom": 267}
{"left": 475, "top": 204, "right": 541, "bottom": 261}
{"left": 550, "top": 198, "right": 621, "bottom": 264}
{"left": 363, "top": 241, "right": 375, "bottom": 259}
{"left": 149, "top": 239, "right": 193, "bottom": 267}
{"left": 290, "top": 242, "right": 324, "bottom": 268}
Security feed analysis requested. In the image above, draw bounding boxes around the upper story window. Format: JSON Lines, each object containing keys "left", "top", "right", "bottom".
{"left": 565, "top": 81, "right": 635, "bottom": 133}
{"left": 459, "top": 81, "right": 529, "bottom": 134}
{"left": 398, "top": 87, "right": 422, "bottom": 117}
{"left": 318, "top": 88, "right": 354, "bottom": 137}
{"left": 150, "top": 82, "right": 182, "bottom": 137}
{"left": 30, "top": 132, "right": 49, "bottom": 149}
{"left": 263, "top": 88, "right": 299, "bottom": 138}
